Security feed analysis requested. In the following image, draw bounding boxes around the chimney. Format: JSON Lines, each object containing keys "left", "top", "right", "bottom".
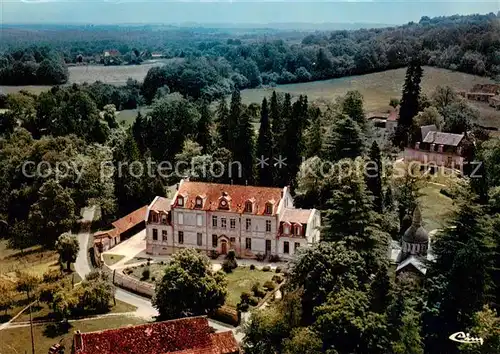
{"left": 74, "top": 330, "right": 84, "bottom": 352}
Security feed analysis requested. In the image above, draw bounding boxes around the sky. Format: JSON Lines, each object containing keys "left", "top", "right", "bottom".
{"left": 1, "top": 0, "right": 499, "bottom": 25}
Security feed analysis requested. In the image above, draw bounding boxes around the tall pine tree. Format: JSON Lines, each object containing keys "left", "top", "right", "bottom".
{"left": 196, "top": 101, "right": 213, "bottom": 153}
{"left": 394, "top": 59, "right": 423, "bottom": 147}
{"left": 215, "top": 98, "right": 229, "bottom": 149}
{"left": 234, "top": 109, "right": 255, "bottom": 184}
{"left": 228, "top": 89, "right": 242, "bottom": 154}
{"left": 322, "top": 115, "right": 364, "bottom": 162}
{"left": 256, "top": 97, "right": 274, "bottom": 186}
{"left": 366, "top": 141, "right": 383, "bottom": 212}
{"left": 304, "top": 107, "right": 322, "bottom": 158}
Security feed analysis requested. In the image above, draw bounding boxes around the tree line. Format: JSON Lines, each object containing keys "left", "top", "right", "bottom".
{"left": 2, "top": 12, "right": 499, "bottom": 87}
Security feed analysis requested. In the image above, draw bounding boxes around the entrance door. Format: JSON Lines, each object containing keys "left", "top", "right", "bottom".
{"left": 265, "top": 240, "right": 271, "bottom": 254}
{"left": 221, "top": 240, "right": 228, "bottom": 255}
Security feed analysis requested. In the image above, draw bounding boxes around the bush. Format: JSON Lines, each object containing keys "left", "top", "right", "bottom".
{"left": 209, "top": 250, "right": 219, "bottom": 259}
{"left": 275, "top": 266, "right": 282, "bottom": 273}
{"left": 240, "top": 291, "right": 252, "bottom": 303}
{"left": 262, "top": 265, "right": 271, "bottom": 272}
{"left": 222, "top": 260, "right": 233, "bottom": 273}
{"left": 251, "top": 282, "right": 260, "bottom": 293}
{"left": 269, "top": 254, "right": 280, "bottom": 262}
{"left": 210, "top": 305, "right": 239, "bottom": 326}
{"left": 43, "top": 269, "right": 64, "bottom": 283}
{"left": 272, "top": 275, "right": 284, "bottom": 284}
{"left": 141, "top": 268, "right": 150, "bottom": 280}
{"left": 151, "top": 276, "right": 156, "bottom": 282}
{"left": 249, "top": 264, "right": 256, "bottom": 270}
{"left": 255, "top": 253, "right": 265, "bottom": 262}
{"left": 263, "top": 280, "right": 275, "bottom": 291}
{"left": 237, "top": 302, "right": 250, "bottom": 312}
{"left": 248, "top": 296, "right": 259, "bottom": 306}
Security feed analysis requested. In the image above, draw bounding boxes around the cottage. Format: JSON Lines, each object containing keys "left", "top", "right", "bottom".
{"left": 94, "top": 205, "right": 148, "bottom": 251}
{"left": 404, "top": 130, "right": 465, "bottom": 168}
{"left": 489, "top": 95, "right": 500, "bottom": 110}
{"left": 145, "top": 180, "right": 320, "bottom": 259}
{"left": 72, "top": 316, "right": 239, "bottom": 354}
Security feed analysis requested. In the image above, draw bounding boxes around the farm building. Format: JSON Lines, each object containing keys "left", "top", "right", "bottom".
{"left": 93, "top": 205, "right": 148, "bottom": 251}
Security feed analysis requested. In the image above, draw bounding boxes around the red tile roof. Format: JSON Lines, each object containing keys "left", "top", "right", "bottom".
{"left": 112, "top": 205, "right": 148, "bottom": 233}
{"left": 280, "top": 208, "right": 313, "bottom": 224}
{"left": 176, "top": 181, "right": 283, "bottom": 215}
{"left": 73, "top": 316, "right": 239, "bottom": 354}
{"left": 151, "top": 197, "right": 172, "bottom": 212}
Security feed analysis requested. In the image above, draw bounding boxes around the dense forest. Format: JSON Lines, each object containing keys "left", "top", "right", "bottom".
{"left": 1, "top": 13, "right": 499, "bottom": 88}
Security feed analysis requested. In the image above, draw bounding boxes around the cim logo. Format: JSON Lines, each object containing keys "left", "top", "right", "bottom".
{"left": 449, "top": 332, "right": 484, "bottom": 346}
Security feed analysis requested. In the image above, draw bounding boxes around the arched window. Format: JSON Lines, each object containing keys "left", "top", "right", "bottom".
{"left": 244, "top": 201, "right": 253, "bottom": 213}
{"left": 195, "top": 197, "right": 203, "bottom": 208}
{"left": 294, "top": 224, "right": 301, "bottom": 236}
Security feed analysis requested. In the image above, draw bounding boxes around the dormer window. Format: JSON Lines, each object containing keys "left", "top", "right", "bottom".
{"left": 219, "top": 198, "right": 229, "bottom": 210}
{"left": 294, "top": 224, "right": 302, "bottom": 236}
{"left": 195, "top": 196, "right": 203, "bottom": 208}
{"left": 151, "top": 212, "right": 158, "bottom": 223}
{"left": 161, "top": 213, "right": 167, "bottom": 224}
{"left": 177, "top": 196, "right": 184, "bottom": 207}
{"left": 244, "top": 201, "right": 253, "bottom": 213}
{"left": 265, "top": 202, "right": 273, "bottom": 214}
{"left": 283, "top": 222, "right": 291, "bottom": 235}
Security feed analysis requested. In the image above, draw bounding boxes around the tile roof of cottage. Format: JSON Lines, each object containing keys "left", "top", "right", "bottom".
{"left": 281, "top": 208, "right": 313, "bottom": 224}
{"left": 471, "top": 83, "right": 500, "bottom": 94}
{"left": 111, "top": 205, "right": 148, "bottom": 232}
{"left": 422, "top": 131, "right": 464, "bottom": 147}
{"left": 150, "top": 196, "right": 172, "bottom": 212}
{"left": 176, "top": 181, "right": 283, "bottom": 215}
{"left": 73, "top": 316, "right": 239, "bottom": 354}
{"left": 420, "top": 124, "right": 437, "bottom": 141}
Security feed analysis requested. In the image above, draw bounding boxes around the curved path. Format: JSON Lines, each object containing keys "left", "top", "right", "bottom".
{"left": 74, "top": 208, "right": 235, "bottom": 334}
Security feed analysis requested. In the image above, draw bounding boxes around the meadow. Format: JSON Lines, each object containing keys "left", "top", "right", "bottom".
{"left": 240, "top": 67, "right": 496, "bottom": 112}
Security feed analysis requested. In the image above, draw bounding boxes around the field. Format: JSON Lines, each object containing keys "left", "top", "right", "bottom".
{"left": 102, "top": 253, "right": 125, "bottom": 266}
{"left": 0, "top": 315, "right": 147, "bottom": 354}
{"left": 0, "top": 59, "right": 177, "bottom": 94}
{"left": 240, "top": 67, "right": 496, "bottom": 112}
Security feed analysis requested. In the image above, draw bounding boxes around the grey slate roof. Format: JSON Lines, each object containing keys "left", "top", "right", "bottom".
{"left": 420, "top": 124, "right": 437, "bottom": 140}
{"left": 423, "top": 131, "right": 464, "bottom": 147}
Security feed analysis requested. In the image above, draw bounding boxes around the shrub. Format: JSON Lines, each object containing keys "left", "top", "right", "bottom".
{"left": 237, "top": 302, "right": 250, "bottom": 312}
{"left": 43, "top": 269, "right": 63, "bottom": 283}
{"left": 209, "top": 250, "right": 219, "bottom": 259}
{"left": 141, "top": 268, "right": 150, "bottom": 280}
{"left": 151, "top": 276, "right": 156, "bottom": 282}
{"left": 249, "top": 264, "right": 256, "bottom": 270}
{"left": 240, "top": 291, "right": 252, "bottom": 303}
{"left": 251, "top": 282, "right": 260, "bottom": 293}
{"left": 210, "top": 305, "right": 239, "bottom": 326}
{"left": 160, "top": 261, "right": 165, "bottom": 265}
{"left": 222, "top": 260, "right": 233, "bottom": 273}
{"left": 269, "top": 254, "right": 280, "bottom": 262}
{"left": 275, "top": 266, "right": 282, "bottom": 273}
{"left": 263, "top": 280, "right": 275, "bottom": 291}
{"left": 262, "top": 265, "right": 271, "bottom": 272}
{"left": 248, "top": 296, "right": 259, "bottom": 306}
{"left": 254, "top": 287, "right": 266, "bottom": 298}
{"left": 255, "top": 253, "right": 265, "bottom": 262}
{"left": 272, "top": 275, "right": 284, "bottom": 284}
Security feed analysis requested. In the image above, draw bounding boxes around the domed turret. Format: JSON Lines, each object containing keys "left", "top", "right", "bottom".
{"left": 397, "top": 206, "right": 429, "bottom": 262}
{"left": 403, "top": 206, "right": 428, "bottom": 244}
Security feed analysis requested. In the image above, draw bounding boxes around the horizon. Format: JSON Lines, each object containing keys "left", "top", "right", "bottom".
{"left": 1, "top": 1, "right": 499, "bottom": 26}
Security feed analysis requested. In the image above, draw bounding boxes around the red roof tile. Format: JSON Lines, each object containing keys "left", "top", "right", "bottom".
{"left": 73, "top": 316, "right": 239, "bottom": 354}
{"left": 176, "top": 181, "right": 283, "bottom": 216}
{"left": 112, "top": 205, "right": 148, "bottom": 233}
{"left": 151, "top": 197, "right": 172, "bottom": 212}
{"left": 280, "top": 208, "right": 313, "bottom": 224}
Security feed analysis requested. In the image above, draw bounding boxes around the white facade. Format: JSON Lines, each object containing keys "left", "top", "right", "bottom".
{"left": 146, "top": 181, "right": 320, "bottom": 260}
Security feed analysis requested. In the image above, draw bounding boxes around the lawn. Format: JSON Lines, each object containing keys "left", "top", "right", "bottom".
{"left": 241, "top": 66, "right": 497, "bottom": 113}
{"left": 224, "top": 267, "right": 277, "bottom": 308}
{"left": 0, "top": 241, "right": 59, "bottom": 277}
{"left": 0, "top": 315, "right": 147, "bottom": 354}
{"left": 102, "top": 253, "right": 125, "bottom": 266}
{"left": 419, "top": 183, "right": 455, "bottom": 232}
{"left": 13, "top": 299, "right": 137, "bottom": 323}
